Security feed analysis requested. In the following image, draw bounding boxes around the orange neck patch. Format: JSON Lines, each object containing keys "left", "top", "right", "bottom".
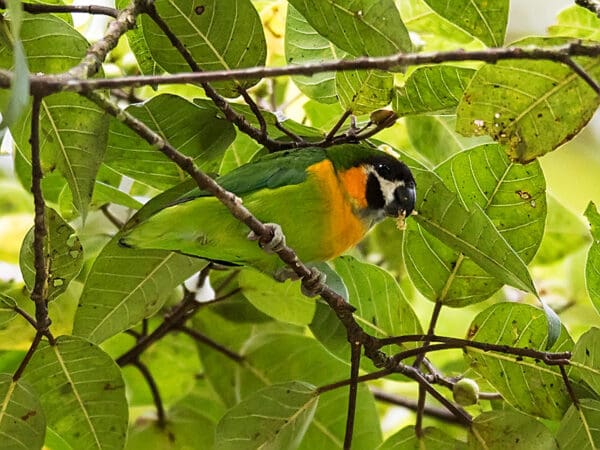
{"left": 307, "top": 160, "right": 370, "bottom": 259}
{"left": 338, "top": 166, "right": 368, "bottom": 209}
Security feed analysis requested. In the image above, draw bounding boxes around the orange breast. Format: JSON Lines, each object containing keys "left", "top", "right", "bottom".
{"left": 307, "top": 160, "right": 369, "bottom": 259}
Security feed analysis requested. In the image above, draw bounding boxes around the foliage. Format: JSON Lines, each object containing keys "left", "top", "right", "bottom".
{"left": 0, "top": 0, "right": 599, "bottom": 449}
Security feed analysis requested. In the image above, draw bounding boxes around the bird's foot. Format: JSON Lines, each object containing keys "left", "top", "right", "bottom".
{"left": 248, "top": 223, "right": 286, "bottom": 254}
{"left": 301, "top": 267, "right": 326, "bottom": 297}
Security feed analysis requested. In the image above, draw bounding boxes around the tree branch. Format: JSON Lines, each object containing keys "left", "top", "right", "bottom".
{"left": 371, "top": 387, "right": 464, "bottom": 425}
{"left": 0, "top": 1, "right": 119, "bottom": 17}
{"left": 133, "top": 360, "right": 166, "bottom": 427}
{"left": 29, "top": 95, "right": 51, "bottom": 335}
{"left": 177, "top": 325, "right": 244, "bottom": 363}
{"left": 382, "top": 334, "right": 571, "bottom": 365}
{"left": 343, "top": 342, "right": 361, "bottom": 450}
{"left": 25, "top": 42, "right": 600, "bottom": 95}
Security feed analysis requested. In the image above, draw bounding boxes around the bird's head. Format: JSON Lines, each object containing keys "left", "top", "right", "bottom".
{"left": 336, "top": 150, "right": 416, "bottom": 226}
{"left": 364, "top": 154, "right": 416, "bottom": 222}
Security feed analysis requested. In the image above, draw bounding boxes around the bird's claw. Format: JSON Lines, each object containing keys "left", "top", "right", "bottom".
{"left": 301, "top": 267, "right": 326, "bottom": 297}
{"left": 248, "top": 223, "right": 286, "bottom": 254}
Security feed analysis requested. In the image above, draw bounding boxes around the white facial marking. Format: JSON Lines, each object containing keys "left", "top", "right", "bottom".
{"left": 368, "top": 167, "right": 404, "bottom": 206}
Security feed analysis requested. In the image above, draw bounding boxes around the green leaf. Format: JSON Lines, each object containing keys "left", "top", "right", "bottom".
{"left": 219, "top": 132, "right": 262, "bottom": 175}
{"left": 23, "top": 336, "right": 128, "bottom": 450}
{"left": 310, "top": 256, "right": 422, "bottom": 365}
{"left": 141, "top": 0, "right": 267, "bottom": 97}
{"left": 74, "top": 239, "right": 205, "bottom": 344}
{"left": 585, "top": 201, "right": 600, "bottom": 314}
{"left": 393, "top": 66, "right": 475, "bottom": 116}
{"left": 534, "top": 194, "right": 590, "bottom": 265}
{"left": 556, "top": 399, "right": 600, "bottom": 449}
{"left": 0, "top": 374, "right": 46, "bottom": 450}
{"left": 378, "top": 426, "right": 467, "bottom": 450}
{"left": 398, "top": 0, "right": 484, "bottom": 52}
{"left": 215, "top": 381, "right": 318, "bottom": 450}
{"left": 288, "top": 0, "right": 412, "bottom": 57}
{"left": 548, "top": 5, "right": 600, "bottom": 41}
{"left": 105, "top": 94, "right": 235, "bottom": 190}
{"left": 126, "top": 379, "right": 225, "bottom": 450}
{"left": 0, "top": 293, "right": 17, "bottom": 329}
{"left": 408, "top": 159, "right": 539, "bottom": 300}
{"left": 193, "top": 310, "right": 382, "bottom": 448}
{"left": 285, "top": 4, "right": 345, "bottom": 104}
{"left": 468, "top": 410, "right": 557, "bottom": 449}
{"left": 456, "top": 37, "right": 600, "bottom": 163}
{"left": 0, "top": 0, "right": 29, "bottom": 128}
{"left": 238, "top": 269, "right": 316, "bottom": 326}
{"left": 465, "top": 303, "right": 574, "bottom": 419}
{"left": 406, "top": 115, "right": 490, "bottom": 167}
{"left": 571, "top": 327, "right": 600, "bottom": 396}
{"left": 0, "top": 14, "right": 109, "bottom": 219}
{"left": 422, "top": 0, "right": 509, "bottom": 47}
{"left": 19, "top": 208, "right": 84, "bottom": 301}
{"left": 336, "top": 69, "right": 394, "bottom": 115}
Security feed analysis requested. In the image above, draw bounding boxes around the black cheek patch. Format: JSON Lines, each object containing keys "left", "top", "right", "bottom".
{"left": 366, "top": 173, "right": 385, "bottom": 209}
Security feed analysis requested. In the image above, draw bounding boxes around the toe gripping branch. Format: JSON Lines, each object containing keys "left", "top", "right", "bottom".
{"left": 248, "top": 223, "right": 326, "bottom": 297}
{"left": 248, "top": 222, "right": 286, "bottom": 254}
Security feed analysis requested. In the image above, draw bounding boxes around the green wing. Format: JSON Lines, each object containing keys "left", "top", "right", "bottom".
{"left": 175, "top": 147, "right": 328, "bottom": 204}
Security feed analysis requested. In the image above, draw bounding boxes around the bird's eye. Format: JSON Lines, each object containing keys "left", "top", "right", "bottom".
{"left": 375, "top": 163, "right": 392, "bottom": 179}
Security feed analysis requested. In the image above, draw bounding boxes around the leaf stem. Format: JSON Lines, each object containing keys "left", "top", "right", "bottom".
{"left": 343, "top": 341, "right": 361, "bottom": 450}
{"left": 133, "top": 360, "right": 166, "bottom": 427}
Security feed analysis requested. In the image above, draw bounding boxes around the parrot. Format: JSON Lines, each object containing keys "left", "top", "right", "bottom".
{"left": 119, "top": 144, "right": 416, "bottom": 277}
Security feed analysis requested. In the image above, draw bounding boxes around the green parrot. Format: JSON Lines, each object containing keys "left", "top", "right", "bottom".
{"left": 119, "top": 144, "right": 416, "bottom": 276}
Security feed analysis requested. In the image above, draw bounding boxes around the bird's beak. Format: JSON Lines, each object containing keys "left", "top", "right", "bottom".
{"left": 385, "top": 184, "right": 416, "bottom": 218}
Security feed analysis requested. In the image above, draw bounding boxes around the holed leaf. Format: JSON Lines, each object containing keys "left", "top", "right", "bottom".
{"left": 465, "top": 303, "right": 573, "bottom": 419}
{"left": 19, "top": 207, "right": 83, "bottom": 301}
{"left": 456, "top": 37, "right": 600, "bottom": 163}
{"left": 404, "top": 144, "right": 545, "bottom": 306}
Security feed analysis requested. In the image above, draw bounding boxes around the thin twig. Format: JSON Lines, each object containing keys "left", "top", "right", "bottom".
{"left": 562, "top": 57, "right": 600, "bottom": 93}
{"left": 28, "top": 43, "right": 600, "bottom": 95}
{"left": 0, "top": 0, "right": 119, "bottom": 17}
{"left": 133, "top": 360, "right": 166, "bottom": 427}
{"left": 237, "top": 88, "right": 268, "bottom": 138}
{"left": 414, "top": 301, "right": 443, "bottom": 368}
{"left": 12, "top": 332, "right": 43, "bottom": 381}
{"left": 371, "top": 388, "right": 463, "bottom": 424}
{"left": 414, "top": 384, "right": 426, "bottom": 437}
{"left": 381, "top": 334, "right": 571, "bottom": 365}
{"left": 100, "top": 204, "right": 125, "bottom": 229}
{"left": 343, "top": 342, "right": 361, "bottom": 450}
{"left": 12, "top": 305, "right": 38, "bottom": 330}
{"left": 324, "top": 110, "right": 351, "bottom": 142}
{"left": 560, "top": 365, "right": 579, "bottom": 408}
{"left": 178, "top": 326, "right": 244, "bottom": 363}
{"left": 318, "top": 369, "right": 393, "bottom": 394}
